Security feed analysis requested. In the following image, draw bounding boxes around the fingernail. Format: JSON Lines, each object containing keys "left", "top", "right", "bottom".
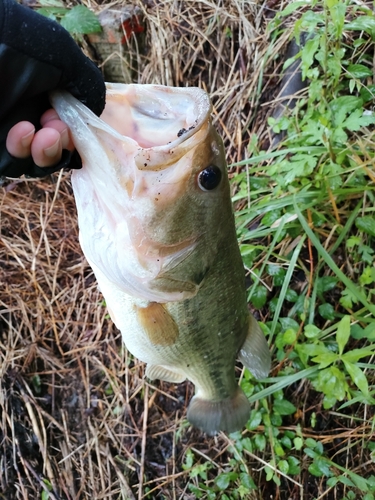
{"left": 44, "top": 139, "right": 60, "bottom": 158}
{"left": 21, "top": 129, "right": 35, "bottom": 147}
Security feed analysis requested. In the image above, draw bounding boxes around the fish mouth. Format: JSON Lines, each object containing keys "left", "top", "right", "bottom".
{"left": 101, "top": 84, "right": 212, "bottom": 162}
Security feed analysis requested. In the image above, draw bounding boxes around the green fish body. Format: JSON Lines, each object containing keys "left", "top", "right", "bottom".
{"left": 51, "top": 84, "right": 271, "bottom": 434}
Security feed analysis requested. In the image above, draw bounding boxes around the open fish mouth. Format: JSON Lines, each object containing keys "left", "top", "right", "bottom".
{"left": 88, "top": 83, "right": 211, "bottom": 151}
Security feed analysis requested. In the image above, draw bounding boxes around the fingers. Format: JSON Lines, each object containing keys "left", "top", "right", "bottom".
{"left": 5, "top": 110, "right": 75, "bottom": 168}
{"left": 6, "top": 121, "right": 36, "bottom": 158}
{"left": 40, "top": 109, "right": 60, "bottom": 125}
{"left": 40, "top": 119, "right": 74, "bottom": 151}
{"left": 30, "top": 127, "right": 62, "bottom": 168}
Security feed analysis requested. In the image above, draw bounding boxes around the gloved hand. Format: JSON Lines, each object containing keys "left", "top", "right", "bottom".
{"left": 0, "top": 0, "right": 106, "bottom": 178}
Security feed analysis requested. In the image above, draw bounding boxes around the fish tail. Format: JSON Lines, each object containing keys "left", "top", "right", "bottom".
{"left": 186, "top": 387, "right": 250, "bottom": 435}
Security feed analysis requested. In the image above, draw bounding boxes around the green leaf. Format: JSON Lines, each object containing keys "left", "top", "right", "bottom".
{"left": 327, "top": 477, "right": 339, "bottom": 487}
{"left": 288, "top": 456, "right": 301, "bottom": 475}
{"left": 317, "top": 276, "right": 338, "bottom": 294}
{"left": 297, "top": 342, "right": 328, "bottom": 358}
{"left": 342, "top": 347, "right": 375, "bottom": 363}
{"left": 312, "top": 366, "right": 348, "bottom": 401}
{"left": 337, "top": 315, "right": 351, "bottom": 355}
{"left": 239, "top": 472, "right": 256, "bottom": 490}
{"left": 347, "top": 64, "right": 373, "bottom": 79}
{"left": 343, "top": 109, "right": 375, "bottom": 131}
{"left": 351, "top": 323, "right": 375, "bottom": 341}
{"left": 340, "top": 288, "right": 358, "bottom": 309}
{"left": 273, "top": 399, "right": 297, "bottom": 415}
{"left": 253, "top": 433, "right": 266, "bottom": 451}
{"left": 278, "top": 460, "right": 289, "bottom": 474}
{"left": 280, "top": 1, "right": 307, "bottom": 16}
{"left": 346, "top": 16, "right": 375, "bottom": 35}
{"left": 311, "top": 352, "right": 338, "bottom": 368}
{"left": 304, "top": 324, "right": 321, "bottom": 339}
{"left": 247, "top": 410, "right": 262, "bottom": 430}
{"left": 283, "top": 329, "right": 297, "bottom": 344}
{"left": 318, "top": 303, "right": 336, "bottom": 320}
{"left": 356, "top": 216, "right": 375, "bottom": 237}
{"left": 331, "top": 96, "right": 363, "bottom": 121}
{"left": 360, "top": 85, "right": 375, "bottom": 103}
{"left": 261, "top": 209, "right": 282, "bottom": 227}
{"left": 37, "top": 6, "right": 68, "bottom": 18}
{"left": 308, "top": 458, "right": 332, "bottom": 477}
{"left": 279, "top": 317, "right": 300, "bottom": 332}
{"left": 182, "top": 449, "right": 194, "bottom": 469}
{"left": 301, "top": 37, "right": 320, "bottom": 77}
{"left": 60, "top": 5, "right": 101, "bottom": 35}
{"left": 251, "top": 285, "right": 268, "bottom": 309}
{"left": 215, "top": 473, "right": 232, "bottom": 490}
{"left": 348, "top": 472, "right": 369, "bottom": 492}
{"left": 294, "top": 437, "right": 303, "bottom": 451}
{"left": 337, "top": 475, "right": 356, "bottom": 487}
{"left": 343, "top": 360, "right": 369, "bottom": 396}
{"left": 285, "top": 288, "right": 298, "bottom": 302}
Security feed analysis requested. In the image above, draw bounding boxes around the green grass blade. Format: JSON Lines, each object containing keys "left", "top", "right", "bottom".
{"left": 294, "top": 198, "right": 375, "bottom": 316}
{"left": 248, "top": 366, "right": 319, "bottom": 403}
{"left": 270, "top": 235, "right": 307, "bottom": 340}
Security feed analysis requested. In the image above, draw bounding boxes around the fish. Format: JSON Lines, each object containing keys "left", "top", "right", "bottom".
{"left": 51, "top": 83, "right": 271, "bottom": 434}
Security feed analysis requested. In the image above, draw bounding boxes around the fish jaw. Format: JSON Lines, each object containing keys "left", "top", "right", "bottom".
{"left": 50, "top": 85, "right": 230, "bottom": 303}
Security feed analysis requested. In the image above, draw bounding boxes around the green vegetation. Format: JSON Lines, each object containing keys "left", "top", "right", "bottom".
{"left": 37, "top": 0, "right": 101, "bottom": 38}
{"left": 180, "top": 0, "right": 375, "bottom": 498}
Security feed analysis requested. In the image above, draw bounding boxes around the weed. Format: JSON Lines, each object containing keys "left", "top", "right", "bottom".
{"left": 220, "top": 0, "right": 375, "bottom": 497}
{"left": 37, "top": 0, "right": 101, "bottom": 39}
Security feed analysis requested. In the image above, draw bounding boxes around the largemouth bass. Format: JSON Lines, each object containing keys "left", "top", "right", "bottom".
{"left": 51, "top": 84, "right": 271, "bottom": 434}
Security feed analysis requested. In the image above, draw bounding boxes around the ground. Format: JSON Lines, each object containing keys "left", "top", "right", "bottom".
{"left": 1, "top": 1, "right": 375, "bottom": 499}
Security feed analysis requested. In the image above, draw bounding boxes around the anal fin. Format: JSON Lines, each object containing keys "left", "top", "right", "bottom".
{"left": 146, "top": 364, "right": 186, "bottom": 383}
{"left": 238, "top": 314, "right": 271, "bottom": 379}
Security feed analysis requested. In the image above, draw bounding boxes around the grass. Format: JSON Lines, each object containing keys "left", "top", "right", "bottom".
{"left": 1, "top": 0, "right": 375, "bottom": 499}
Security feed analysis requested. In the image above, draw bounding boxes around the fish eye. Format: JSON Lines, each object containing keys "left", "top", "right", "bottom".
{"left": 197, "top": 165, "right": 222, "bottom": 191}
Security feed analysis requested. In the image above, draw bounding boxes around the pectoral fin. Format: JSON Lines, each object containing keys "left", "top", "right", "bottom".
{"left": 146, "top": 364, "right": 186, "bottom": 383}
{"left": 238, "top": 314, "right": 271, "bottom": 379}
{"left": 136, "top": 302, "right": 179, "bottom": 346}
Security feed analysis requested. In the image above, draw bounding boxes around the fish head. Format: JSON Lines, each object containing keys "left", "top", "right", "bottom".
{"left": 51, "top": 84, "right": 234, "bottom": 302}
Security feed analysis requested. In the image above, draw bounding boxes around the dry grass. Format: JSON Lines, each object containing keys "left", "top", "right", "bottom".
{"left": 0, "top": 1, "right": 340, "bottom": 499}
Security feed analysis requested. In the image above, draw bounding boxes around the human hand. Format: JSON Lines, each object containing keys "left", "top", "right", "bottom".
{"left": 0, "top": 0, "right": 105, "bottom": 178}
{"left": 6, "top": 110, "right": 74, "bottom": 168}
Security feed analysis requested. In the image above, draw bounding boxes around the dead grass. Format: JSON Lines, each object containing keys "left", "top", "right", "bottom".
{"left": 0, "top": 1, "right": 353, "bottom": 499}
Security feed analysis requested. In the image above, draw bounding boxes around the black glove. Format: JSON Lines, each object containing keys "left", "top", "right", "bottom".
{"left": 0, "top": 0, "right": 106, "bottom": 178}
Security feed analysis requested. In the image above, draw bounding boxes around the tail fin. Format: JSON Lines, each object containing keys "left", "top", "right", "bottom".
{"left": 186, "top": 387, "right": 250, "bottom": 435}
{"left": 238, "top": 314, "right": 271, "bottom": 380}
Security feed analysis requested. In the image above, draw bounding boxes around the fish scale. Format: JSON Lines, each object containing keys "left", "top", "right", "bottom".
{"left": 51, "top": 83, "right": 271, "bottom": 434}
